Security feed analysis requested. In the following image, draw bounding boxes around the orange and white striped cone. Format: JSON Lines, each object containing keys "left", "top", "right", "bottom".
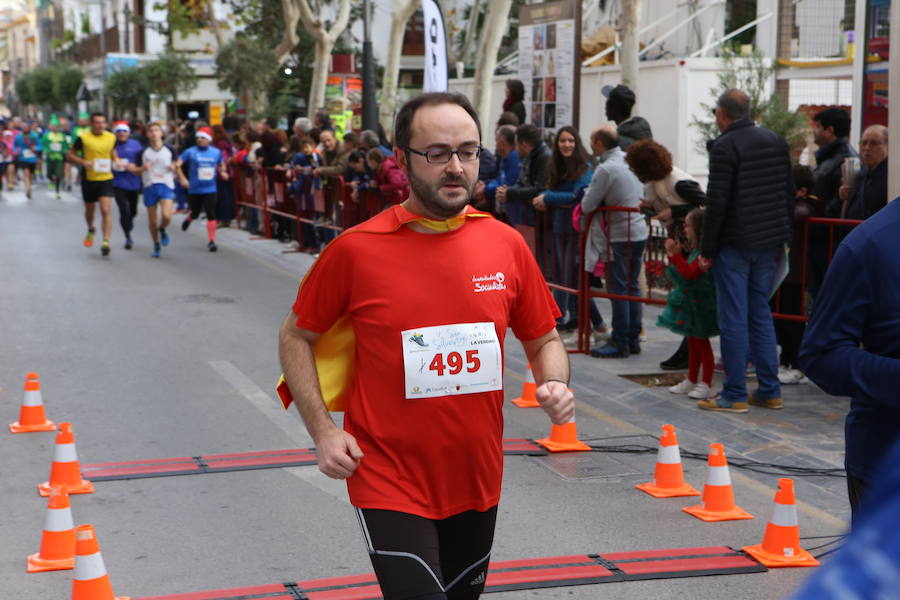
{"left": 27, "top": 483, "right": 76, "bottom": 572}
{"left": 536, "top": 415, "right": 591, "bottom": 452}
{"left": 71, "top": 525, "right": 129, "bottom": 600}
{"left": 683, "top": 443, "right": 753, "bottom": 521}
{"left": 636, "top": 424, "right": 701, "bottom": 498}
{"left": 38, "top": 423, "right": 94, "bottom": 497}
{"left": 742, "top": 478, "right": 820, "bottom": 567}
{"left": 511, "top": 364, "right": 540, "bottom": 407}
{"left": 10, "top": 372, "right": 56, "bottom": 433}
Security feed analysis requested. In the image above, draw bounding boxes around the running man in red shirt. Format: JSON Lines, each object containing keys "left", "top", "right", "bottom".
{"left": 278, "top": 93, "right": 574, "bottom": 600}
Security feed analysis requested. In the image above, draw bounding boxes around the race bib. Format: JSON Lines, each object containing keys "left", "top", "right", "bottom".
{"left": 114, "top": 159, "right": 130, "bottom": 171}
{"left": 50, "top": 143, "right": 62, "bottom": 152}
{"left": 198, "top": 166, "right": 215, "bottom": 181}
{"left": 22, "top": 149, "right": 35, "bottom": 159}
{"left": 150, "top": 166, "right": 170, "bottom": 184}
{"left": 93, "top": 158, "right": 111, "bottom": 173}
{"left": 401, "top": 322, "right": 502, "bottom": 399}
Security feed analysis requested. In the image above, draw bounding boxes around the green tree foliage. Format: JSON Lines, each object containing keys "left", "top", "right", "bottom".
{"left": 15, "top": 72, "right": 35, "bottom": 107}
{"left": 53, "top": 63, "right": 84, "bottom": 106}
{"left": 691, "top": 47, "right": 809, "bottom": 153}
{"left": 143, "top": 52, "right": 198, "bottom": 103}
{"left": 29, "top": 66, "right": 57, "bottom": 107}
{"left": 214, "top": 34, "right": 277, "bottom": 115}
{"left": 105, "top": 66, "right": 150, "bottom": 116}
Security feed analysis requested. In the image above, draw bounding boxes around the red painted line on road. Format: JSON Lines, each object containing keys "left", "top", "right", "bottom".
{"left": 614, "top": 555, "right": 759, "bottom": 575}
{"left": 602, "top": 545, "right": 735, "bottom": 561}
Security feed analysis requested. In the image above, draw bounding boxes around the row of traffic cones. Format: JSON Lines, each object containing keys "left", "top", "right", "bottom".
{"left": 10, "top": 372, "right": 128, "bottom": 599}
{"left": 514, "top": 364, "right": 592, "bottom": 453}
{"left": 637, "top": 424, "right": 819, "bottom": 568}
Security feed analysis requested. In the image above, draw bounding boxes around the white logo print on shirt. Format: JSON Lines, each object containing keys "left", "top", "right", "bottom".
{"left": 472, "top": 272, "right": 506, "bottom": 293}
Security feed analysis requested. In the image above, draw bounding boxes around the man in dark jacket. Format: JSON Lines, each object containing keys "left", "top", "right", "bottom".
{"left": 497, "top": 124, "right": 550, "bottom": 227}
{"left": 698, "top": 89, "right": 793, "bottom": 413}
{"left": 840, "top": 124, "right": 888, "bottom": 221}
{"left": 602, "top": 84, "right": 653, "bottom": 150}
{"left": 808, "top": 107, "right": 857, "bottom": 297}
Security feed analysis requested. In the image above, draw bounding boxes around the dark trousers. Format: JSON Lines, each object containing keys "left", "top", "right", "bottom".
{"left": 772, "top": 282, "right": 806, "bottom": 369}
{"left": 113, "top": 188, "right": 140, "bottom": 236}
{"left": 847, "top": 473, "right": 868, "bottom": 527}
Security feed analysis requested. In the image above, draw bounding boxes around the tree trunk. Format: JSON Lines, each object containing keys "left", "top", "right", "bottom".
{"left": 296, "top": 0, "right": 352, "bottom": 117}
{"left": 460, "top": 0, "right": 481, "bottom": 68}
{"left": 472, "top": 0, "right": 512, "bottom": 143}
{"left": 274, "top": 0, "right": 302, "bottom": 64}
{"left": 620, "top": 0, "right": 640, "bottom": 91}
{"left": 379, "top": 0, "right": 418, "bottom": 133}
{"left": 206, "top": 0, "right": 225, "bottom": 49}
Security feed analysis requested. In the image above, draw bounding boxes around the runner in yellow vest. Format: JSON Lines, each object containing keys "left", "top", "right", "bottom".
{"left": 66, "top": 113, "right": 119, "bottom": 256}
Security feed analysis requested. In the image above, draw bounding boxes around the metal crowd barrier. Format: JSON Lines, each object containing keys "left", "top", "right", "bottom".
{"left": 230, "top": 169, "right": 865, "bottom": 354}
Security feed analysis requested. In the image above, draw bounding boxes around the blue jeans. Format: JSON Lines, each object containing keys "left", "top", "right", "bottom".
{"left": 712, "top": 246, "right": 781, "bottom": 403}
{"left": 609, "top": 240, "right": 646, "bottom": 350}
{"left": 552, "top": 232, "right": 605, "bottom": 328}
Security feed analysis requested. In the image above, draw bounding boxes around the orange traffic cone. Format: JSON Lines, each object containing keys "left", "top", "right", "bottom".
{"left": 28, "top": 483, "right": 76, "bottom": 572}
{"left": 636, "top": 424, "right": 701, "bottom": 498}
{"left": 683, "top": 443, "right": 753, "bottom": 521}
{"left": 38, "top": 423, "right": 94, "bottom": 497}
{"left": 511, "top": 364, "right": 539, "bottom": 407}
{"left": 742, "top": 478, "right": 820, "bottom": 567}
{"left": 9, "top": 372, "right": 56, "bottom": 433}
{"left": 536, "top": 415, "right": 591, "bottom": 452}
{"left": 71, "top": 525, "right": 129, "bottom": 600}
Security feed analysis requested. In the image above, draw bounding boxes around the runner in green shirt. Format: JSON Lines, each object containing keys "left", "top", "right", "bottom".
{"left": 42, "top": 117, "right": 69, "bottom": 199}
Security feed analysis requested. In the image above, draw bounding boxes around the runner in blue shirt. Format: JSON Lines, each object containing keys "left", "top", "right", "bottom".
{"left": 112, "top": 121, "right": 145, "bottom": 249}
{"left": 176, "top": 126, "right": 228, "bottom": 252}
{"left": 14, "top": 123, "right": 40, "bottom": 198}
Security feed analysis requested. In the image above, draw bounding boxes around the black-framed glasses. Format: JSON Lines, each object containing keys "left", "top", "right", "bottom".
{"left": 405, "top": 145, "right": 483, "bottom": 164}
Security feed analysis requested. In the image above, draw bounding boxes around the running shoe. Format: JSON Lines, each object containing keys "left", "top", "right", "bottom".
{"left": 208, "top": 241, "right": 218, "bottom": 252}
{"left": 688, "top": 382, "right": 712, "bottom": 400}
{"left": 152, "top": 243, "right": 161, "bottom": 258}
{"left": 160, "top": 227, "right": 169, "bottom": 246}
{"left": 55, "top": 191, "right": 61, "bottom": 200}
{"left": 749, "top": 394, "right": 784, "bottom": 409}
{"left": 697, "top": 393, "right": 748, "bottom": 413}
{"left": 83, "top": 230, "right": 95, "bottom": 247}
{"left": 124, "top": 237, "right": 133, "bottom": 250}
{"left": 101, "top": 240, "right": 110, "bottom": 257}
{"left": 778, "top": 367, "right": 809, "bottom": 385}
{"left": 26, "top": 189, "right": 31, "bottom": 199}
{"left": 182, "top": 219, "right": 191, "bottom": 231}
{"left": 668, "top": 379, "right": 695, "bottom": 395}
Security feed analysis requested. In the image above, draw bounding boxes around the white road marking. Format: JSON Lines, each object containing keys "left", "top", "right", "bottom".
{"left": 208, "top": 360, "right": 350, "bottom": 504}
{"left": 208, "top": 360, "right": 313, "bottom": 446}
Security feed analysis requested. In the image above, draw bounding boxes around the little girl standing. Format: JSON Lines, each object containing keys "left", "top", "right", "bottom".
{"left": 659, "top": 208, "right": 718, "bottom": 399}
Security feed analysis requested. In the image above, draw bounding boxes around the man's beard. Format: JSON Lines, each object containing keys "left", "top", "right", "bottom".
{"left": 408, "top": 164, "right": 474, "bottom": 219}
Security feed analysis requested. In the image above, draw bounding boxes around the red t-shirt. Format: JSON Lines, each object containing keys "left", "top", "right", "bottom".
{"left": 292, "top": 204, "right": 559, "bottom": 519}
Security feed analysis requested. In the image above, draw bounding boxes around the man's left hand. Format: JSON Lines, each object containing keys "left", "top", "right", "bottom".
{"left": 536, "top": 380, "right": 574, "bottom": 425}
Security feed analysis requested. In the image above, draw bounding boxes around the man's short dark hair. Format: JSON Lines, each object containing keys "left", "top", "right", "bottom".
{"left": 90, "top": 112, "right": 106, "bottom": 122}
{"left": 496, "top": 125, "right": 516, "bottom": 147}
{"left": 716, "top": 89, "right": 750, "bottom": 120}
{"left": 394, "top": 92, "right": 481, "bottom": 151}
{"left": 348, "top": 150, "right": 366, "bottom": 163}
{"left": 792, "top": 164, "right": 815, "bottom": 193}
{"left": 342, "top": 131, "right": 359, "bottom": 147}
{"left": 497, "top": 111, "right": 520, "bottom": 127}
{"left": 515, "top": 124, "right": 541, "bottom": 148}
{"left": 265, "top": 116, "right": 278, "bottom": 129}
{"left": 591, "top": 127, "right": 618, "bottom": 152}
{"left": 813, "top": 107, "right": 851, "bottom": 138}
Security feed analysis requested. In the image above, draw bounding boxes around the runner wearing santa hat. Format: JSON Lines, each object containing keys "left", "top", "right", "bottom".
{"left": 175, "top": 126, "right": 229, "bottom": 252}
{"left": 112, "top": 121, "right": 145, "bottom": 249}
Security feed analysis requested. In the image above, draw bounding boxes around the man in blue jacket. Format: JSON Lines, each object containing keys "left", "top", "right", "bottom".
{"left": 476, "top": 125, "right": 520, "bottom": 217}
{"left": 799, "top": 196, "right": 900, "bottom": 522}
{"left": 698, "top": 89, "right": 793, "bottom": 413}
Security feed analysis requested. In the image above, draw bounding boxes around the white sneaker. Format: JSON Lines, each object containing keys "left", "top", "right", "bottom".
{"left": 688, "top": 382, "right": 712, "bottom": 399}
{"left": 778, "top": 368, "right": 809, "bottom": 385}
{"left": 668, "top": 379, "right": 695, "bottom": 395}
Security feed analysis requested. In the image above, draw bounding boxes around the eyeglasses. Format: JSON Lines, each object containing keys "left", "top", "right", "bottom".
{"left": 405, "top": 145, "right": 483, "bottom": 164}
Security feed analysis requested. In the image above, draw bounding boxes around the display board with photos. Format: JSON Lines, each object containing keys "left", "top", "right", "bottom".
{"left": 517, "top": 0, "right": 580, "bottom": 139}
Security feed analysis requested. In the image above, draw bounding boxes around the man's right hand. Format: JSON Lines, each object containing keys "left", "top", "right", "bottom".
{"left": 496, "top": 186, "right": 507, "bottom": 203}
{"left": 315, "top": 427, "right": 364, "bottom": 479}
{"left": 838, "top": 184, "right": 851, "bottom": 203}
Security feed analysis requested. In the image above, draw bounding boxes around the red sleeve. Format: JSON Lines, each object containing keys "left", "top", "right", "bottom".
{"left": 509, "top": 233, "right": 562, "bottom": 341}
{"left": 291, "top": 235, "right": 353, "bottom": 332}
{"left": 670, "top": 253, "right": 704, "bottom": 280}
{"left": 380, "top": 164, "right": 408, "bottom": 194}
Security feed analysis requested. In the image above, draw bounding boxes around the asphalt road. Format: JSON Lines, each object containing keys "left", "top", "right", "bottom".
{"left": 1, "top": 180, "right": 848, "bottom": 599}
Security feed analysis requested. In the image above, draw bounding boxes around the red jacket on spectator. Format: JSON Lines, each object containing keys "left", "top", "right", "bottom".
{"left": 374, "top": 156, "right": 409, "bottom": 199}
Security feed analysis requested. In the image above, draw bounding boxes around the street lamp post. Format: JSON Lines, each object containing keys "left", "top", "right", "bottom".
{"left": 361, "top": 0, "right": 378, "bottom": 131}
{"left": 99, "top": 0, "right": 108, "bottom": 115}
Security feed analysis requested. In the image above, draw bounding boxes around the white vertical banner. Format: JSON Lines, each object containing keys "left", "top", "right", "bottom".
{"left": 422, "top": 0, "right": 449, "bottom": 92}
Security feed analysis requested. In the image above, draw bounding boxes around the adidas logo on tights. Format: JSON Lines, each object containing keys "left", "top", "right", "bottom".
{"left": 470, "top": 571, "right": 486, "bottom": 586}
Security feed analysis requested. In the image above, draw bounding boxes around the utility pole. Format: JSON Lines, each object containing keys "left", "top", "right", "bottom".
{"left": 99, "top": 0, "right": 108, "bottom": 115}
{"left": 620, "top": 0, "right": 640, "bottom": 90}
{"left": 361, "top": 0, "right": 378, "bottom": 131}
